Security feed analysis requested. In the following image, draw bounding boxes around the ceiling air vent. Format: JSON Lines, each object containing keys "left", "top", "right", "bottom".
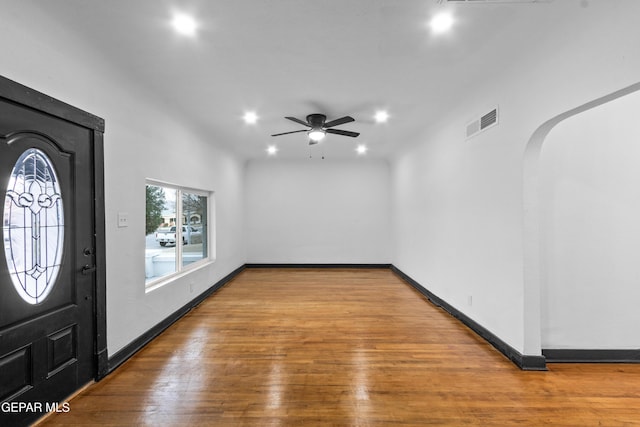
{"left": 466, "top": 107, "right": 499, "bottom": 139}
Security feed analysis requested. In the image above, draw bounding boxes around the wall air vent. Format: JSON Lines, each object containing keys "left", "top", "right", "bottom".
{"left": 466, "top": 107, "right": 499, "bottom": 139}
{"left": 480, "top": 108, "right": 498, "bottom": 130}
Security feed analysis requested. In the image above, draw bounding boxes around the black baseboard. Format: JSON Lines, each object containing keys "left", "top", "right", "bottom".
{"left": 390, "top": 266, "right": 547, "bottom": 371}
{"left": 543, "top": 349, "right": 640, "bottom": 363}
{"left": 107, "top": 264, "right": 246, "bottom": 374}
{"left": 245, "top": 263, "right": 391, "bottom": 269}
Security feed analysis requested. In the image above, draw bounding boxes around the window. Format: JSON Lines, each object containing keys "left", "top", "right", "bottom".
{"left": 145, "top": 181, "right": 211, "bottom": 288}
{"left": 3, "top": 148, "right": 64, "bottom": 304}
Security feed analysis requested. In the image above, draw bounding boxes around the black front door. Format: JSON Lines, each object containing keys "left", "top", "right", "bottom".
{"left": 0, "top": 82, "right": 103, "bottom": 426}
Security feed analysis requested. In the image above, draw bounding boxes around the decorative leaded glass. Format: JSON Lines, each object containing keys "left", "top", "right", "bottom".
{"left": 3, "top": 148, "right": 64, "bottom": 304}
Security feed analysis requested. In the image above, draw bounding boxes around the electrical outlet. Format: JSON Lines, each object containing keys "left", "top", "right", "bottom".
{"left": 468, "top": 295, "right": 473, "bottom": 307}
{"left": 189, "top": 282, "right": 194, "bottom": 293}
{"left": 117, "top": 212, "right": 129, "bottom": 228}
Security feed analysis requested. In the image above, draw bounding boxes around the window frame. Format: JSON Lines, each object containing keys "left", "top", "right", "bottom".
{"left": 145, "top": 179, "right": 214, "bottom": 291}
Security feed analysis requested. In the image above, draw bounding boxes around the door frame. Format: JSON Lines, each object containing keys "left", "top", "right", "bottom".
{"left": 0, "top": 75, "right": 108, "bottom": 380}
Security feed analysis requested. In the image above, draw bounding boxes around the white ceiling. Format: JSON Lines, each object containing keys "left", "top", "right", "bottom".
{"left": 33, "top": 0, "right": 581, "bottom": 159}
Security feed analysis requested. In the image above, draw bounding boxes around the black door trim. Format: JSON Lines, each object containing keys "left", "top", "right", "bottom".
{"left": 0, "top": 76, "right": 104, "bottom": 132}
{"left": 0, "top": 75, "right": 108, "bottom": 380}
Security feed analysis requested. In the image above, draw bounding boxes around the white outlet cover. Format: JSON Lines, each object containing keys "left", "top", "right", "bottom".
{"left": 117, "top": 212, "right": 129, "bottom": 228}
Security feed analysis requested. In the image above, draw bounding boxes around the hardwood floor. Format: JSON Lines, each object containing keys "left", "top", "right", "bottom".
{"left": 39, "top": 268, "right": 640, "bottom": 426}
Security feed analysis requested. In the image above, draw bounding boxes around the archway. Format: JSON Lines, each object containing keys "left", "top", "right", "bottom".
{"left": 522, "top": 81, "right": 640, "bottom": 357}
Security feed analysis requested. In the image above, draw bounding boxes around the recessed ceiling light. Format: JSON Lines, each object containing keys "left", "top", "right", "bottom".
{"left": 374, "top": 111, "right": 389, "bottom": 123}
{"left": 171, "top": 13, "right": 198, "bottom": 37}
{"left": 356, "top": 145, "right": 367, "bottom": 155}
{"left": 429, "top": 12, "right": 454, "bottom": 34}
{"left": 243, "top": 111, "right": 258, "bottom": 124}
{"left": 267, "top": 145, "right": 278, "bottom": 155}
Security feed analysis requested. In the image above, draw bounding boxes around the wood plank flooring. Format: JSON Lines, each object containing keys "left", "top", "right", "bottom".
{"left": 39, "top": 268, "right": 640, "bottom": 426}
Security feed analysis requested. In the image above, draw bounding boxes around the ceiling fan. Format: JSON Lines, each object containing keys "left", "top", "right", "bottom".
{"left": 271, "top": 114, "right": 360, "bottom": 145}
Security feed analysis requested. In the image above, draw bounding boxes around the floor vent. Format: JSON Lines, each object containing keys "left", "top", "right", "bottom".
{"left": 466, "top": 107, "right": 499, "bottom": 139}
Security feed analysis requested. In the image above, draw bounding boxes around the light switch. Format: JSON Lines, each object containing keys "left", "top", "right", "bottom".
{"left": 117, "top": 212, "right": 129, "bottom": 228}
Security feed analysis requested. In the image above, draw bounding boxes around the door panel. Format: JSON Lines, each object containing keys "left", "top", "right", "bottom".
{"left": 0, "top": 98, "right": 95, "bottom": 426}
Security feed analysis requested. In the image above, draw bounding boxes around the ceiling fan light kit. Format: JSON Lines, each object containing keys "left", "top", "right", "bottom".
{"left": 308, "top": 129, "right": 326, "bottom": 142}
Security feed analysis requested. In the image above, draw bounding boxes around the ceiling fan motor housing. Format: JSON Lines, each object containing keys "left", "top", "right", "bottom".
{"left": 307, "top": 113, "right": 326, "bottom": 129}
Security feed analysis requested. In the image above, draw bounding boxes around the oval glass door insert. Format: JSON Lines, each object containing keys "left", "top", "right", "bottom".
{"left": 3, "top": 148, "right": 64, "bottom": 304}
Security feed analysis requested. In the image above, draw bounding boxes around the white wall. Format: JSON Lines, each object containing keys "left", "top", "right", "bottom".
{"left": 539, "top": 90, "right": 640, "bottom": 349}
{"left": 0, "top": 4, "right": 246, "bottom": 356}
{"left": 392, "top": 1, "right": 640, "bottom": 354}
{"left": 245, "top": 159, "right": 391, "bottom": 264}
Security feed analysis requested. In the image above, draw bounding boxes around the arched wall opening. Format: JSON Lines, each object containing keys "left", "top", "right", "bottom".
{"left": 523, "top": 82, "right": 640, "bottom": 358}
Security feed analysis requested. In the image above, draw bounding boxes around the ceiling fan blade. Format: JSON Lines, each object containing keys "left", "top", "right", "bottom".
{"left": 285, "top": 116, "right": 310, "bottom": 127}
{"left": 326, "top": 129, "right": 360, "bottom": 138}
{"left": 324, "top": 116, "right": 355, "bottom": 128}
{"left": 271, "top": 129, "right": 308, "bottom": 137}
